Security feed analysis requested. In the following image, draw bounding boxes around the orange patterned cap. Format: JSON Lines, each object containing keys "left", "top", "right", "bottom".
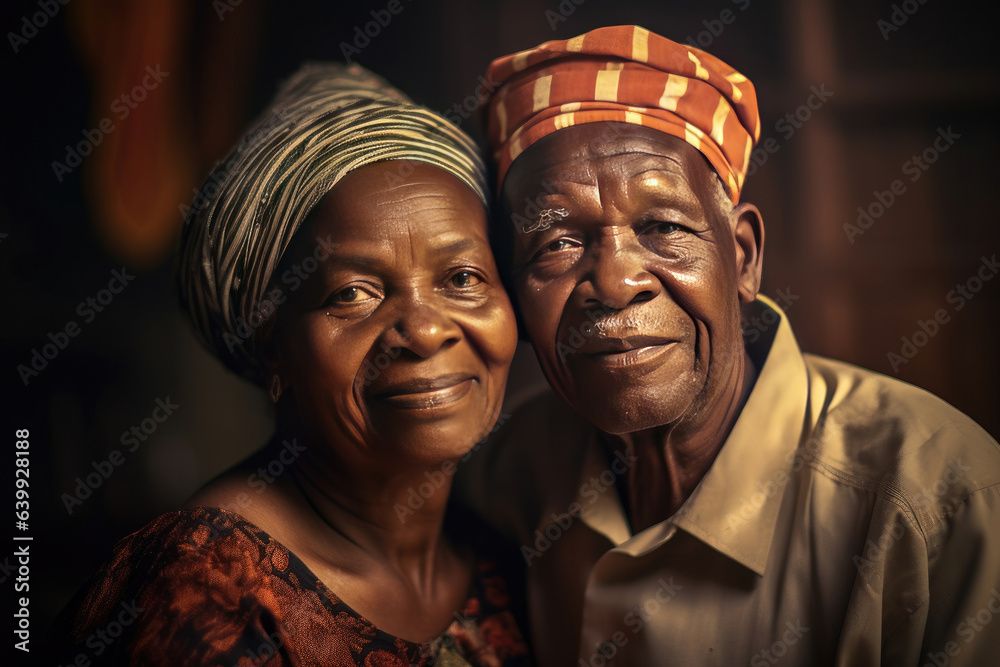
{"left": 486, "top": 25, "right": 760, "bottom": 203}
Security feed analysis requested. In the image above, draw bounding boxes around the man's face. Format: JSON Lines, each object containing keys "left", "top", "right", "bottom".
{"left": 502, "top": 123, "right": 754, "bottom": 435}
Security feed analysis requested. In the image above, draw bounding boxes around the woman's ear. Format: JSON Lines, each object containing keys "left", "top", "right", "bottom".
{"left": 731, "top": 202, "right": 765, "bottom": 304}
{"left": 256, "top": 315, "right": 287, "bottom": 403}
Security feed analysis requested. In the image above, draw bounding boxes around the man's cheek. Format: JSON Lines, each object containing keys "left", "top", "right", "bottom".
{"left": 521, "top": 290, "right": 562, "bottom": 326}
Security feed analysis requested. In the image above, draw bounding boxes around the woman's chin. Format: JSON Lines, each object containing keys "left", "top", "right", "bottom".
{"left": 372, "top": 415, "right": 496, "bottom": 466}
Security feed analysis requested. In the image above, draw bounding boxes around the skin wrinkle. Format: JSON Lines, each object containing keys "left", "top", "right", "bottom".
{"left": 276, "top": 160, "right": 514, "bottom": 526}
{"left": 504, "top": 122, "right": 763, "bottom": 530}
{"left": 518, "top": 159, "right": 706, "bottom": 259}
{"left": 192, "top": 161, "right": 518, "bottom": 643}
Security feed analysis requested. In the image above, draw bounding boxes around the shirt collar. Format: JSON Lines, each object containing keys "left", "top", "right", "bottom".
{"left": 576, "top": 295, "right": 810, "bottom": 576}
{"left": 577, "top": 430, "right": 632, "bottom": 546}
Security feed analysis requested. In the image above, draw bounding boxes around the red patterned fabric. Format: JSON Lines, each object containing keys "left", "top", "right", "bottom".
{"left": 485, "top": 25, "right": 760, "bottom": 202}
{"left": 62, "top": 508, "right": 532, "bottom": 666}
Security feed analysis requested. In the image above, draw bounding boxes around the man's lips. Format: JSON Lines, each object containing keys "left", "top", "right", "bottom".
{"left": 368, "top": 374, "right": 476, "bottom": 409}
{"left": 574, "top": 335, "right": 679, "bottom": 368}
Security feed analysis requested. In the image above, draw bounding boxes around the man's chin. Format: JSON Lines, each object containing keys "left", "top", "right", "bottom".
{"left": 554, "top": 359, "right": 703, "bottom": 435}
{"left": 568, "top": 392, "right": 695, "bottom": 436}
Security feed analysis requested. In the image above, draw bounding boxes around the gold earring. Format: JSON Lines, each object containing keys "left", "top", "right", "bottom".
{"left": 269, "top": 375, "right": 282, "bottom": 403}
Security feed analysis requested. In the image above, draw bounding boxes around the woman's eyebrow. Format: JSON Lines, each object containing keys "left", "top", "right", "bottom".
{"left": 430, "top": 237, "right": 481, "bottom": 256}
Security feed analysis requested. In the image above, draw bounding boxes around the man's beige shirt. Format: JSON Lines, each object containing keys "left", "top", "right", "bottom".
{"left": 459, "top": 296, "right": 1000, "bottom": 666}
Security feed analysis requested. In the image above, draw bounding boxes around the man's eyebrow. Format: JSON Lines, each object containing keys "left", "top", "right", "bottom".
{"left": 631, "top": 166, "right": 694, "bottom": 194}
{"left": 632, "top": 164, "right": 687, "bottom": 178}
{"left": 627, "top": 154, "right": 687, "bottom": 175}
{"left": 625, "top": 150, "right": 684, "bottom": 163}
{"left": 629, "top": 159, "right": 698, "bottom": 192}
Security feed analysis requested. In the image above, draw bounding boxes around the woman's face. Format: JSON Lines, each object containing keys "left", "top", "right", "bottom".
{"left": 270, "top": 161, "right": 517, "bottom": 467}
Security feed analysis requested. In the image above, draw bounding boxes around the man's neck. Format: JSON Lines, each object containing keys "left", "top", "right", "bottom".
{"left": 605, "top": 350, "right": 758, "bottom": 533}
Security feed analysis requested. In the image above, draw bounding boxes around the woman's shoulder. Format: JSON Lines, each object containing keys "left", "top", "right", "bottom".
{"left": 58, "top": 507, "right": 399, "bottom": 666}
{"left": 75, "top": 506, "right": 280, "bottom": 591}
{"left": 60, "top": 504, "right": 536, "bottom": 665}
{"left": 61, "top": 509, "right": 268, "bottom": 658}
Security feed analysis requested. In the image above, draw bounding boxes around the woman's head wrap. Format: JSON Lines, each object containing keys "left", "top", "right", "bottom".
{"left": 485, "top": 25, "right": 760, "bottom": 202}
{"left": 177, "top": 63, "right": 488, "bottom": 383}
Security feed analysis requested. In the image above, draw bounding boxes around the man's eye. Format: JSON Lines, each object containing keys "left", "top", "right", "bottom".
{"left": 545, "top": 239, "right": 575, "bottom": 253}
{"left": 450, "top": 271, "right": 482, "bottom": 288}
{"left": 653, "top": 222, "right": 683, "bottom": 234}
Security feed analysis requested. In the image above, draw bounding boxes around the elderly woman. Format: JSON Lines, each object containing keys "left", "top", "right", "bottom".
{"left": 62, "top": 63, "right": 529, "bottom": 665}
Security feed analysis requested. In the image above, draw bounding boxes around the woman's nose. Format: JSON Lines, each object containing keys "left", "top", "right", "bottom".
{"left": 380, "top": 298, "right": 462, "bottom": 358}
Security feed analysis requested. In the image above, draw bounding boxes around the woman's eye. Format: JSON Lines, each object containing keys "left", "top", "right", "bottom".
{"left": 337, "top": 287, "right": 361, "bottom": 302}
{"left": 450, "top": 271, "right": 482, "bottom": 288}
{"left": 327, "top": 285, "right": 377, "bottom": 306}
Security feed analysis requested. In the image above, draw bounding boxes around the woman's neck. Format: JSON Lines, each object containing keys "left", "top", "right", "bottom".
{"left": 267, "top": 424, "right": 462, "bottom": 596}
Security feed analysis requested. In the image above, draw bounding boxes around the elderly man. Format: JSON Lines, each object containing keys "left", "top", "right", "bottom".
{"left": 458, "top": 25, "right": 1000, "bottom": 666}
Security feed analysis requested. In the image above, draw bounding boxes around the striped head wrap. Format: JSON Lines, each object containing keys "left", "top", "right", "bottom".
{"left": 486, "top": 25, "right": 760, "bottom": 202}
{"left": 177, "top": 62, "right": 488, "bottom": 383}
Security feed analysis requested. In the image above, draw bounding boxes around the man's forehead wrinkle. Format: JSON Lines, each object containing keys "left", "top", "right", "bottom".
{"left": 515, "top": 146, "right": 589, "bottom": 178}
{"left": 551, "top": 173, "right": 599, "bottom": 189}
{"left": 529, "top": 156, "right": 689, "bottom": 194}
{"left": 565, "top": 152, "right": 688, "bottom": 185}
{"left": 511, "top": 160, "right": 597, "bottom": 197}
{"left": 633, "top": 168, "right": 697, "bottom": 203}
{"left": 590, "top": 145, "right": 687, "bottom": 165}
{"left": 506, "top": 129, "right": 714, "bottom": 210}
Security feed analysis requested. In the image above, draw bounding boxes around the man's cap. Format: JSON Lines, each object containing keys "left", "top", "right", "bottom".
{"left": 486, "top": 25, "right": 760, "bottom": 202}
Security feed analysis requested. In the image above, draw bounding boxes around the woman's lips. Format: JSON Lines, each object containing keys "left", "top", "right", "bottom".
{"left": 369, "top": 375, "right": 476, "bottom": 409}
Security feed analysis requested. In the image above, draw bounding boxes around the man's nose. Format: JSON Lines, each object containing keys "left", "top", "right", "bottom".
{"left": 380, "top": 297, "right": 462, "bottom": 358}
{"left": 581, "top": 233, "right": 660, "bottom": 310}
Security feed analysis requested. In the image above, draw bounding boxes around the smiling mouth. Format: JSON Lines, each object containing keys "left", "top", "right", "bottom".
{"left": 578, "top": 336, "right": 678, "bottom": 368}
{"left": 369, "top": 375, "right": 476, "bottom": 410}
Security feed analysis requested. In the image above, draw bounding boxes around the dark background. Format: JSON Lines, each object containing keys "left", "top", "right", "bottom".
{"left": 2, "top": 0, "right": 998, "bottom": 651}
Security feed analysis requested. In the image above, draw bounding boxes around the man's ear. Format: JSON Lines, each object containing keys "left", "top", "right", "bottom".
{"left": 731, "top": 202, "right": 765, "bottom": 303}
